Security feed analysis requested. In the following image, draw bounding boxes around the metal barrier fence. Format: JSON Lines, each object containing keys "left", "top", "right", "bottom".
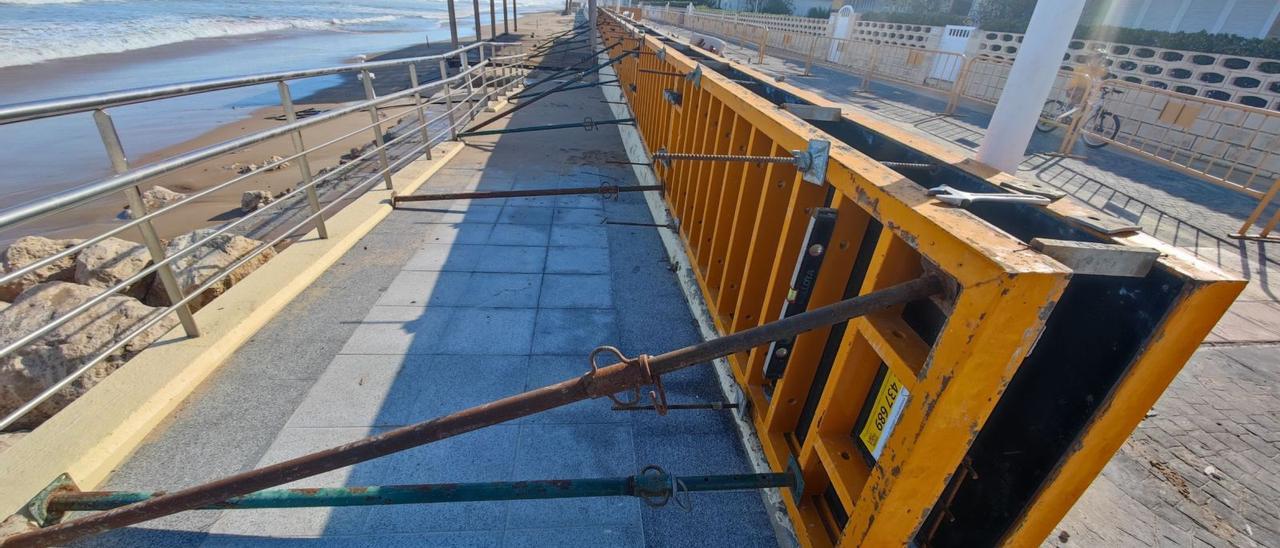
{"left": 642, "top": 8, "right": 1280, "bottom": 217}
{"left": 601, "top": 8, "right": 1240, "bottom": 547}
{"left": 0, "top": 41, "right": 532, "bottom": 430}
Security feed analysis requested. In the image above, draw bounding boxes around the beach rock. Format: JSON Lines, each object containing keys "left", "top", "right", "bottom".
{"left": 238, "top": 163, "right": 260, "bottom": 175}
{"left": 0, "top": 282, "right": 178, "bottom": 429}
{"left": 240, "top": 190, "right": 274, "bottom": 213}
{"left": 265, "top": 155, "right": 290, "bottom": 171}
{"left": 145, "top": 229, "right": 276, "bottom": 309}
{"left": 0, "top": 236, "right": 83, "bottom": 302}
{"left": 73, "top": 237, "right": 152, "bottom": 299}
{"left": 139, "top": 186, "right": 186, "bottom": 213}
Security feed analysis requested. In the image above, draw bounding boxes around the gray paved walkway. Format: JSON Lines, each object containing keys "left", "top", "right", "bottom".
{"left": 644, "top": 20, "right": 1280, "bottom": 548}
{"left": 81, "top": 20, "right": 778, "bottom": 547}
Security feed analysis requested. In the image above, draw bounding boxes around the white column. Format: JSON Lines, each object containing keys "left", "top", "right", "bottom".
{"left": 975, "top": 0, "right": 1088, "bottom": 173}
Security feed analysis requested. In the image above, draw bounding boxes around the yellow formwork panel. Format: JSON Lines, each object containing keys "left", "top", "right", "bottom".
{"left": 598, "top": 11, "right": 1243, "bottom": 547}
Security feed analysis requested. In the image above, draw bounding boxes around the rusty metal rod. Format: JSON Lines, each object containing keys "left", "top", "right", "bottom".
{"left": 638, "top": 69, "right": 687, "bottom": 77}
{"left": 393, "top": 184, "right": 662, "bottom": 205}
{"left": 1, "top": 275, "right": 941, "bottom": 547}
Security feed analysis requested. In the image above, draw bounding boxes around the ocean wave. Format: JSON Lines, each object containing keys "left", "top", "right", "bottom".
{"left": 0, "top": 0, "right": 86, "bottom": 4}
{"left": 0, "top": 14, "right": 429, "bottom": 67}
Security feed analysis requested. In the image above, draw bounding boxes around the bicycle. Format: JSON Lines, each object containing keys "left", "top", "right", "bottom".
{"left": 1035, "top": 86, "right": 1123, "bottom": 149}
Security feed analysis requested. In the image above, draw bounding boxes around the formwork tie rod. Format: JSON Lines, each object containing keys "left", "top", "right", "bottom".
{"left": 638, "top": 69, "right": 688, "bottom": 77}
{"left": 457, "top": 117, "right": 634, "bottom": 138}
{"left": 880, "top": 161, "right": 937, "bottom": 171}
{"left": 513, "top": 40, "right": 625, "bottom": 98}
{"left": 28, "top": 465, "right": 796, "bottom": 526}
{"left": 653, "top": 139, "right": 831, "bottom": 185}
{"left": 1, "top": 275, "right": 942, "bottom": 547}
{"left": 393, "top": 183, "right": 662, "bottom": 206}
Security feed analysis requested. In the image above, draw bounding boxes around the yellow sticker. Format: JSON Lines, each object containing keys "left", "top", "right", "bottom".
{"left": 858, "top": 368, "right": 905, "bottom": 458}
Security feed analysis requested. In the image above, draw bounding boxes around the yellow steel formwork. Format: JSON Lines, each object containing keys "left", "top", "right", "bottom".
{"left": 598, "top": 10, "right": 1243, "bottom": 547}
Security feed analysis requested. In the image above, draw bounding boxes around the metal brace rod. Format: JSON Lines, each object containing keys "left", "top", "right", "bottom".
{"left": 638, "top": 69, "right": 688, "bottom": 77}
{"left": 457, "top": 117, "right": 634, "bottom": 138}
{"left": 509, "top": 79, "right": 619, "bottom": 100}
{"left": 513, "top": 39, "right": 624, "bottom": 97}
{"left": 880, "top": 161, "right": 937, "bottom": 171}
{"left": 464, "top": 50, "right": 632, "bottom": 134}
{"left": 28, "top": 467, "right": 791, "bottom": 526}
{"left": 2, "top": 276, "right": 940, "bottom": 547}
{"left": 393, "top": 184, "right": 662, "bottom": 205}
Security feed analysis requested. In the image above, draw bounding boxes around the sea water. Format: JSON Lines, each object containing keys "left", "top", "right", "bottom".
{"left": 0, "top": 0, "right": 560, "bottom": 207}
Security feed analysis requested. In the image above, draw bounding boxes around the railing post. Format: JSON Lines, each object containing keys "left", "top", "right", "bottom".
{"left": 803, "top": 35, "right": 817, "bottom": 76}
{"left": 441, "top": 59, "right": 459, "bottom": 140}
{"left": 359, "top": 68, "right": 396, "bottom": 190}
{"left": 460, "top": 51, "right": 474, "bottom": 93}
{"left": 946, "top": 55, "right": 976, "bottom": 116}
{"left": 276, "top": 82, "right": 330, "bottom": 239}
{"left": 406, "top": 64, "right": 434, "bottom": 160}
{"left": 91, "top": 109, "right": 200, "bottom": 338}
{"left": 860, "top": 43, "right": 880, "bottom": 92}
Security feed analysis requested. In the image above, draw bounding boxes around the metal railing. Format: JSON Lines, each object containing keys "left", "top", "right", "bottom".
{"left": 0, "top": 41, "right": 532, "bottom": 430}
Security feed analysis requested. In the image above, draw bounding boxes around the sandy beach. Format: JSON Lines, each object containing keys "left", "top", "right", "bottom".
{"left": 1, "top": 10, "right": 567, "bottom": 247}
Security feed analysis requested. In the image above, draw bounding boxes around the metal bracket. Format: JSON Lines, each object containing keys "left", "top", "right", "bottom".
{"left": 733, "top": 382, "right": 752, "bottom": 423}
{"left": 785, "top": 456, "right": 806, "bottom": 504}
{"left": 628, "top": 83, "right": 638, "bottom": 94}
{"left": 685, "top": 65, "right": 702, "bottom": 88}
{"left": 655, "top": 147, "right": 671, "bottom": 169}
{"left": 656, "top": 47, "right": 667, "bottom": 62}
{"left": 663, "top": 89, "right": 683, "bottom": 106}
{"left": 797, "top": 139, "right": 830, "bottom": 186}
{"left": 25, "top": 473, "right": 79, "bottom": 527}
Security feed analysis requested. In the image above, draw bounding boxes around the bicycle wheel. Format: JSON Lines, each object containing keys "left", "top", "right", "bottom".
{"left": 1081, "top": 112, "right": 1120, "bottom": 148}
{"left": 1036, "top": 100, "right": 1067, "bottom": 133}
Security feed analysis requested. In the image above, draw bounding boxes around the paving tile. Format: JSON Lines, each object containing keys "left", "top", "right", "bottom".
{"left": 550, "top": 225, "right": 608, "bottom": 247}
{"left": 403, "top": 355, "right": 530, "bottom": 419}
{"left": 545, "top": 246, "right": 610, "bottom": 274}
{"left": 486, "top": 223, "right": 552, "bottom": 246}
{"left": 364, "top": 426, "right": 520, "bottom": 534}
{"left": 340, "top": 306, "right": 455, "bottom": 355}
{"left": 404, "top": 244, "right": 484, "bottom": 272}
{"left": 555, "top": 195, "right": 605, "bottom": 209}
{"left": 417, "top": 223, "right": 495, "bottom": 245}
{"left": 458, "top": 273, "right": 542, "bottom": 308}
{"left": 394, "top": 204, "right": 502, "bottom": 224}
{"left": 553, "top": 207, "right": 606, "bottom": 225}
{"left": 539, "top": 274, "right": 612, "bottom": 308}
{"left": 473, "top": 246, "right": 547, "bottom": 273}
{"left": 507, "top": 424, "right": 641, "bottom": 534}
{"left": 438, "top": 308, "right": 537, "bottom": 355}
{"left": 502, "top": 526, "right": 642, "bottom": 547}
{"left": 498, "top": 205, "right": 554, "bottom": 225}
{"left": 376, "top": 271, "right": 472, "bottom": 307}
{"left": 531, "top": 309, "right": 619, "bottom": 354}
{"left": 285, "top": 355, "right": 419, "bottom": 428}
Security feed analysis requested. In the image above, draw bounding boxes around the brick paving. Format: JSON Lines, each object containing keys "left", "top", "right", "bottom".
{"left": 645, "top": 20, "right": 1280, "bottom": 547}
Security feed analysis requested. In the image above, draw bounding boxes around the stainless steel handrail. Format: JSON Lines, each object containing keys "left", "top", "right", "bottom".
{"left": 0, "top": 41, "right": 533, "bottom": 430}
{"left": 0, "top": 61, "right": 488, "bottom": 231}
{"left": 0, "top": 42, "right": 492, "bottom": 125}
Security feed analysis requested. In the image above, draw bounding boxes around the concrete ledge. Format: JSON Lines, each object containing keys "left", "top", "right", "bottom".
{"left": 0, "top": 142, "right": 464, "bottom": 517}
